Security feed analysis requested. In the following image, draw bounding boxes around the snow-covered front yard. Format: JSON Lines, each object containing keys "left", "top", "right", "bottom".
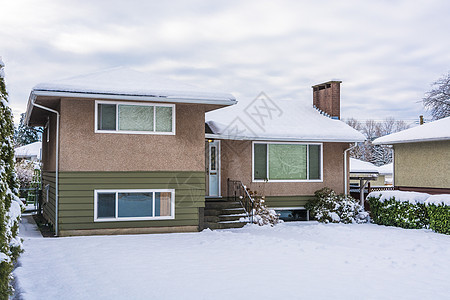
{"left": 14, "top": 217, "right": 450, "bottom": 300}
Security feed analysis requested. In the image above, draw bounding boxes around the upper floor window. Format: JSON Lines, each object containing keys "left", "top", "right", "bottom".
{"left": 253, "top": 142, "right": 322, "bottom": 182}
{"left": 95, "top": 101, "right": 175, "bottom": 134}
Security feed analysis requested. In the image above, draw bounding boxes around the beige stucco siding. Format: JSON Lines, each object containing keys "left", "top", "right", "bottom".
{"left": 41, "top": 110, "right": 58, "bottom": 171}
{"left": 219, "top": 140, "right": 349, "bottom": 196}
{"left": 58, "top": 98, "right": 206, "bottom": 172}
{"left": 394, "top": 140, "right": 450, "bottom": 189}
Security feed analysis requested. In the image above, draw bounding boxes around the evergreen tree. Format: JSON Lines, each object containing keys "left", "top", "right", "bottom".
{"left": 0, "top": 57, "right": 23, "bottom": 299}
{"left": 14, "top": 113, "right": 41, "bottom": 147}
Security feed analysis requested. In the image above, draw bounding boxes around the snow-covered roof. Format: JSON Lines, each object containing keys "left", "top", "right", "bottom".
{"left": 15, "top": 141, "right": 41, "bottom": 159}
{"left": 373, "top": 116, "right": 450, "bottom": 145}
{"left": 31, "top": 67, "right": 236, "bottom": 105}
{"left": 205, "top": 98, "right": 365, "bottom": 142}
{"left": 377, "top": 163, "right": 393, "bottom": 175}
{"left": 350, "top": 158, "right": 379, "bottom": 173}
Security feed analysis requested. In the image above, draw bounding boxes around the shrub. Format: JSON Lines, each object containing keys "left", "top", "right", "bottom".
{"left": 425, "top": 195, "right": 450, "bottom": 235}
{"left": 306, "top": 188, "right": 368, "bottom": 224}
{"left": 251, "top": 196, "right": 281, "bottom": 226}
{"left": 368, "top": 195, "right": 428, "bottom": 229}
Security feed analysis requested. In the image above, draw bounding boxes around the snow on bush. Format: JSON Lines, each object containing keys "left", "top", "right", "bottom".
{"left": 0, "top": 57, "right": 23, "bottom": 298}
{"left": 368, "top": 191, "right": 450, "bottom": 234}
{"left": 251, "top": 196, "right": 281, "bottom": 226}
{"left": 306, "top": 187, "right": 368, "bottom": 224}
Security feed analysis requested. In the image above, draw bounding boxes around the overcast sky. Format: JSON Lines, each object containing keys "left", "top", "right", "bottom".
{"left": 1, "top": 0, "right": 449, "bottom": 125}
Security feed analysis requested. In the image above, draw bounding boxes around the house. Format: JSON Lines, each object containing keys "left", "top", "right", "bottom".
{"left": 25, "top": 68, "right": 236, "bottom": 236}
{"left": 14, "top": 141, "right": 42, "bottom": 161}
{"left": 205, "top": 81, "right": 365, "bottom": 221}
{"left": 377, "top": 162, "right": 393, "bottom": 186}
{"left": 373, "top": 116, "right": 450, "bottom": 194}
{"left": 26, "top": 69, "right": 364, "bottom": 236}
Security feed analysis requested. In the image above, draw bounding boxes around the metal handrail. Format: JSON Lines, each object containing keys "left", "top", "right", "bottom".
{"left": 227, "top": 179, "right": 255, "bottom": 223}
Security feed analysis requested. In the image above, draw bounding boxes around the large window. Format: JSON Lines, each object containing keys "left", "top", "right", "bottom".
{"left": 253, "top": 142, "right": 322, "bottom": 182}
{"left": 94, "top": 189, "right": 175, "bottom": 221}
{"left": 96, "top": 101, "right": 175, "bottom": 134}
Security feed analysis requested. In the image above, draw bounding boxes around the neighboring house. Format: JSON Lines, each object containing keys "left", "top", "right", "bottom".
{"left": 348, "top": 158, "right": 379, "bottom": 205}
{"left": 205, "top": 81, "right": 365, "bottom": 219}
{"left": 26, "top": 69, "right": 364, "bottom": 236}
{"left": 373, "top": 116, "right": 450, "bottom": 194}
{"left": 14, "top": 141, "right": 42, "bottom": 161}
{"left": 377, "top": 163, "right": 393, "bottom": 186}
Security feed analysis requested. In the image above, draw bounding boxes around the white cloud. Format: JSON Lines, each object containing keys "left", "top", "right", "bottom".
{"left": 1, "top": 0, "right": 449, "bottom": 125}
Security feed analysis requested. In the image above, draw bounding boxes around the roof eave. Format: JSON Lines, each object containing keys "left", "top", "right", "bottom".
{"left": 373, "top": 137, "right": 450, "bottom": 145}
{"left": 205, "top": 133, "right": 365, "bottom": 143}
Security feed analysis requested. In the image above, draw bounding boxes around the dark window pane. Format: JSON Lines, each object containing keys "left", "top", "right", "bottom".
{"left": 309, "top": 145, "right": 321, "bottom": 180}
{"left": 118, "top": 192, "right": 153, "bottom": 218}
{"left": 98, "top": 104, "right": 116, "bottom": 130}
{"left": 254, "top": 144, "right": 267, "bottom": 180}
{"left": 97, "top": 193, "right": 116, "bottom": 218}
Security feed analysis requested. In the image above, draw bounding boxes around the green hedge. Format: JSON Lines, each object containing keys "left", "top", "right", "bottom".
{"left": 427, "top": 204, "right": 450, "bottom": 235}
{"left": 368, "top": 196, "right": 428, "bottom": 229}
{"left": 368, "top": 194, "right": 450, "bottom": 235}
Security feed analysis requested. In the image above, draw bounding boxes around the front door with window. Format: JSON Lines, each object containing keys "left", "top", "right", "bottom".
{"left": 208, "top": 141, "right": 220, "bottom": 196}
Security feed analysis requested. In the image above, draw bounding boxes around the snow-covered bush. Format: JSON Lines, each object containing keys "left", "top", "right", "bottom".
{"left": 14, "top": 160, "right": 36, "bottom": 189}
{"left": 251, "top": 196, "right": 281, "bottom": 226}
{"left": 0, "top": 58, "right": 23, "bottom": 298}
{"left": 425, "top": 195, "right": 450, "bottom": 235}
{"left": 306, "top": 188, "right": 368, "bottom": 224}
{"left": 367, "top": 191, "right": 429, "bottom": 229}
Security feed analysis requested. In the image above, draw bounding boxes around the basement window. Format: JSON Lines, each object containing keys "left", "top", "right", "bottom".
{"left": 95, "top": 101, "right": 175, "bottom": 135}
{"left": 94, "top": 189, "right": 175, "bottom": 222}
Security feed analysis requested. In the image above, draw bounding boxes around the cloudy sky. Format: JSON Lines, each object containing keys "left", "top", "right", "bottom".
{"left": 1, "top": 0, "right": 449, "bottom": 125}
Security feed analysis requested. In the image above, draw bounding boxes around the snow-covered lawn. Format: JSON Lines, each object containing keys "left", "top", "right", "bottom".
{"left": 14, "top": 218, "right": 450, "bottom": 300}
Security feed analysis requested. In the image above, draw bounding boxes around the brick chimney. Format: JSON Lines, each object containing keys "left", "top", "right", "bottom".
{"left": 312, "top": 80, "right": 342, "bottom": 119}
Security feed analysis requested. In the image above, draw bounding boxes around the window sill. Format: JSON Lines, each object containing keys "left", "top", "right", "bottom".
{"left": 252, "top": 179, "right": 323, "bottom": 183}
{"left": 94, "top": 216, "right": 175, "bottom": 222}
{"left": 94, "top": 130, "right": 175, "bottom": 135}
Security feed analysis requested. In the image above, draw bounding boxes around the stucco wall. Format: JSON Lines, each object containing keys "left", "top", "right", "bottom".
{"left": 59, "top": 98, "right": 206, "bottom": 172}
{"left": 41, "top": 111, "right": 58, "bottom": 172}
{"left": 219, "top": 140, "right": 349, "bottom": 196}
{"left": 394, "top": 140, "right": 450, "bottom": 189}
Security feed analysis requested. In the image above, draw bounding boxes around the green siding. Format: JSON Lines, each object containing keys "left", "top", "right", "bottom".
{"left": 42, "top": 172, "right": 56, "bottom": 226}
{"left": 264, "top": 195, "right": 314, "bottom": 208}
{"left": 48, "top": 171, "right": 205, "bottom": 232}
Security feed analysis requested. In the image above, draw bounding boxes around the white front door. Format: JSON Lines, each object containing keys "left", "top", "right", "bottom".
{"left": 208, "top": 140, "right": 220, "bottom": 196}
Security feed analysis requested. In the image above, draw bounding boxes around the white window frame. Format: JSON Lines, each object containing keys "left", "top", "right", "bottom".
{"left": 94, "top": 100, "right": 176, "bottom": 135}
{"left": 94, "top": 189, "right": 175, "bottom": 222}
{"left": 252, "top": 141, "right": 323, "bottom": 183}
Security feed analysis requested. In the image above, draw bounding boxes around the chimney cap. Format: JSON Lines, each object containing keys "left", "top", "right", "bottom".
{"left": 312, "top": 80, "right": 342, "bottom": 88}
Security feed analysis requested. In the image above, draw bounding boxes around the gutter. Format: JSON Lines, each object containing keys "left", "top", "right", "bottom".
{"left": 29, "top": 93, "right": 60, "bottom": 236}
{"left": 344, "top": 142, "right": 358, "bottom": 195}
{"left": 205, "top": 133, "right": 365, "bottom": 144}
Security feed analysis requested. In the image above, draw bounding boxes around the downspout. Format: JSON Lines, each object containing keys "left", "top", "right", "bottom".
{"left": 30, "top": 94, "right": 60, "bottom": 236}
{"left": 344, "top": 142, "right": 357, "bottom": 195}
